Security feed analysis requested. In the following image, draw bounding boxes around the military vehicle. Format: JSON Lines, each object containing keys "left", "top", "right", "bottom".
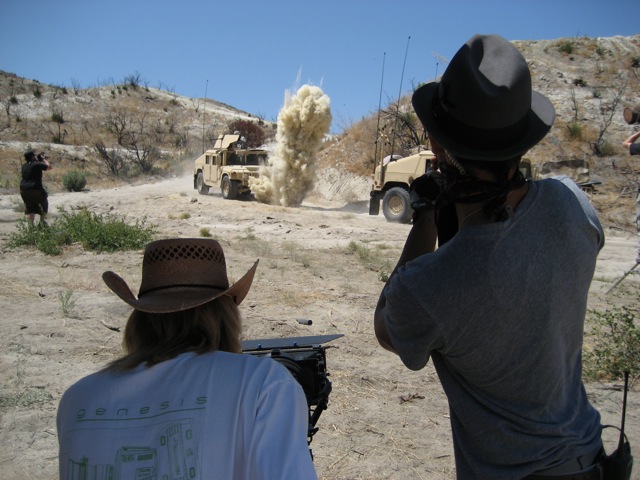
{"left": 193, "top": 134, "right": 269, "bottom": 199}
{"left": 368, "top": 150, "right": 436, "bottom": 223}
{"left": 369, "top": 153, "right": 599, "bottom": 224}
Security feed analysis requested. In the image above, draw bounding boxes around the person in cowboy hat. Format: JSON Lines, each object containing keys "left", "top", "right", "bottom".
{"left": 57, "top": 238, "right": 317, "bottom": 480}
{"left": 374, "top": 34, "right": 605, "bottom": 479}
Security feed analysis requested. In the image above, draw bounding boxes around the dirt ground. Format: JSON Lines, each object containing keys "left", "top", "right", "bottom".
{"left": 0, "top": 174, "right": 638, "bottom": 480}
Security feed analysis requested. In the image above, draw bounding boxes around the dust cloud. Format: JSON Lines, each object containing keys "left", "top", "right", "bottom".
{"left": 250, "top": 84, "right": 332, "bottom": 206}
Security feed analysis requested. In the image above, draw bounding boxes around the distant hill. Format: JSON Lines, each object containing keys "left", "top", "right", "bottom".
{"left": 317, "top": 34, "right": 640, "bottom": 230}
{"left": 0, "top": 70, "right": 276, "bottom": 189}
{"left": 1, "top": 34, "right": 639, "bottom": 229}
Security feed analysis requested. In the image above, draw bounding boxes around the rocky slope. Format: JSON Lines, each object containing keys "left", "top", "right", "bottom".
{"left": 317, "top": 34, "right": 640, "bottom": 229}
{"left": 1, "top": 34, "right": 639, "bottom": 228}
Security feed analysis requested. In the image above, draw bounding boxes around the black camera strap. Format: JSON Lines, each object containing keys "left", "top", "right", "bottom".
{"left": 618, "top": 371, "right": 629, "bottom": 453}
{"left": 602, "top": 370, "right": 634, "bottom": 479}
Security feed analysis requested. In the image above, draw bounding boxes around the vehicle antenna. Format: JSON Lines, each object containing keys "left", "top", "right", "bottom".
{"left": 432, "top": 52, "right": 449, "bottom": 85}
{"left": 427, "top": 52, "right": 450, "bottom": 143}
{"left": 389, "top": 36, "right": 411, "bottom": 161}
{"left": 202, "top": 79, "right": 209, "bottom": 154}
{"left": 432, "top": 52, "right": 450, "bottom": 69}
{"left": 373, "top": 52, "right": 386, "bottom": 174}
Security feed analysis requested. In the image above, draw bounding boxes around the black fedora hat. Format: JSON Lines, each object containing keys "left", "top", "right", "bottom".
{"left": 412, "top": 34, "right": 555, "bottom": 161}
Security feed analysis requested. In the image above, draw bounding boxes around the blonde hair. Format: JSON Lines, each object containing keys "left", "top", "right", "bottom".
{"left": 104, "top": 295, "right": 242, "bottom": 372}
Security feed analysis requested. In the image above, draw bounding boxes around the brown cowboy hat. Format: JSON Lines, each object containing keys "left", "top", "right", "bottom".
{"left": 412, "top": 34, "right": 555, "bottom": 161}
{"left": 102, "top": 238, "right": 258, "bottom": 313}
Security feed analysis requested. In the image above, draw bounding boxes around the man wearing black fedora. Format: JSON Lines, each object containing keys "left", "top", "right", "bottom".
{"left": 57, "top": 238, "right": 317, "bottom": 480}
{"left": 375, "top": 34, "right": 605, "bottom": 479}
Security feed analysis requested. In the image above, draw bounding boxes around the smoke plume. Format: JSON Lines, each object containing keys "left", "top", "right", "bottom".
{"left": 250, "top": 84, "right": 332, "bottom": 206}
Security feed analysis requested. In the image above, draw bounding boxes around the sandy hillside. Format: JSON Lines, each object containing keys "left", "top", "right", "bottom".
{"left": 0, "top": 174, "right": 638, "bottom": 480}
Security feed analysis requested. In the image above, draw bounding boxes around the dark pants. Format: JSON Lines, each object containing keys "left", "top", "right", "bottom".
{"left": 20, "top": 188, "right": 48, "bottom": 215}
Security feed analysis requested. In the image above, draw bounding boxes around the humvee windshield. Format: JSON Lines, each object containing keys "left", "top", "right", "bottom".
{"left": 247, "top": 153, "right": 268, "bottom": 166}
{"left": 228, "top": 153, "right": 242, "bottom": 165}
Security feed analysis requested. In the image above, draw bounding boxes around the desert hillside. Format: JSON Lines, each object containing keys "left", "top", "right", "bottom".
{"left": 1, "top": 34, "right": 640, "bottom": 231}
{"left": 318, "top": 34, "right": 640, "bottom": 230}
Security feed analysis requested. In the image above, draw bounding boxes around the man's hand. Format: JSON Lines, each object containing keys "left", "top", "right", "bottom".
{"left": 410, "top": 171, "right": 447, "bottom": 210}
{"left": 622, "top": 130, "right": 640, "bottom": 149}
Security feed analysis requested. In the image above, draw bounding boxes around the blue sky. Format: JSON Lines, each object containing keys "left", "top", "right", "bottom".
{"left": 1, "top": 0, "right": 637, "bottom": 133}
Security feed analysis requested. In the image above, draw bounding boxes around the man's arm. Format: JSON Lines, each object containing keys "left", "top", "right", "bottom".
{"left": 38, "top": 158, "right": 51, "bottom": 171}
{"left": 374, "top": 209, "right": 438, "bottom": 353}
{"left": 622, "top": 131, "right": 640, "bottom": 149}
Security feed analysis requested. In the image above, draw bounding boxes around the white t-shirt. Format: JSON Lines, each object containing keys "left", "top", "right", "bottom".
{"left": 57, "top": 351, "right": 317, "bottom": 480}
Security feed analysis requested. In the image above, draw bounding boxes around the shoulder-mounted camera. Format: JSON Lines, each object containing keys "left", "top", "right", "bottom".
{"left": 242, "top": 334, "right": 343, "bottom": 450}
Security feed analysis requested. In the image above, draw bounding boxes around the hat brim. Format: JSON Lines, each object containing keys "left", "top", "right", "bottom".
{"left": 102, "top": 260, "right": 259, "bottom": 314}
{"left": 412, "top": 82, "right": 555, "bottom": 161}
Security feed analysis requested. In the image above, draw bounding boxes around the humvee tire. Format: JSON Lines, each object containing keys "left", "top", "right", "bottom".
{"left": 369, "top": 197, "right": 380, "bottom": 216}
{"left": 382, "top": 187, "right": 412, "bottom": 223}
{"left": 221, "top": 176, "right": 240, "bottom": 200}
{"left": 196, "top": 172, "right": 210, "bottom": 195}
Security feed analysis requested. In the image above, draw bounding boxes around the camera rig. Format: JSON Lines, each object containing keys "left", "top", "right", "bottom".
{"left": 242, "top": 334, "right": 343, "bottom": 447}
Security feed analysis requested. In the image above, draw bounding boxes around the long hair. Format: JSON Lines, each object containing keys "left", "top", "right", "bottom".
{"left": 104, "top": 295, "right": 242, "bottom": 372}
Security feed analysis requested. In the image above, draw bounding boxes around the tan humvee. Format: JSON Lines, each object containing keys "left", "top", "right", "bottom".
{"left": 369, "top": 150, "right": 436, "bottom": 223}
{"left": 369, "top": 154, "right": 599, "bottom": 224}
{"left": 193, "top": 134, "right": 269, "bottom": 199}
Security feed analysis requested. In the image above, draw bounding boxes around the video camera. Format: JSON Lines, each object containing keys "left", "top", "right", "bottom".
{"left": 242, "top": 334, "right": 343, "bottom": 448}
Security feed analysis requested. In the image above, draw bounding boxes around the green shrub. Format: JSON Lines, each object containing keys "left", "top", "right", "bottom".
{"left": 558, "top": 41, "right": 574, "bottom": 54}
{"left": 567, "top": 122, "right": 583, "bottom": 139}
{"left": 51, "top": 112, "right": 64, "bottom": 123}
{"left": 62, "top": 171, "right": 87, "bottom": 192}
{"left": 347, "top": 240, "right": 373, "bottom": 263}
{"left": 57, "top": 209, "right": 155, "bottom": 252}
{"left": 58, "top": 290, "right": 76, "bottom": 317}
{"left": 8, "top": 208, "right": 156, "bottom": 255}
{"left": 8, "top": 221, "right": 65, "bottom": 255}
{"left": 584, "top": 305, "right": 640, "bottom": 385}
{"left": 378, "top": 269, "right": 390, "bottom": 282}
{"left": 598, "top": 141, "right": 615, "bottom": 157}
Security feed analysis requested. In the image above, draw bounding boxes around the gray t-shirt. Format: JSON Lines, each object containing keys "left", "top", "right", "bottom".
{"left": 384, "top": 177, "right": 604, "bottom": 479}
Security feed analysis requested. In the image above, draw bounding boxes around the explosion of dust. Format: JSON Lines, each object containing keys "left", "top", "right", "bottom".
{"left": 250, "top": 84, "right": 332, "bottom": 206}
